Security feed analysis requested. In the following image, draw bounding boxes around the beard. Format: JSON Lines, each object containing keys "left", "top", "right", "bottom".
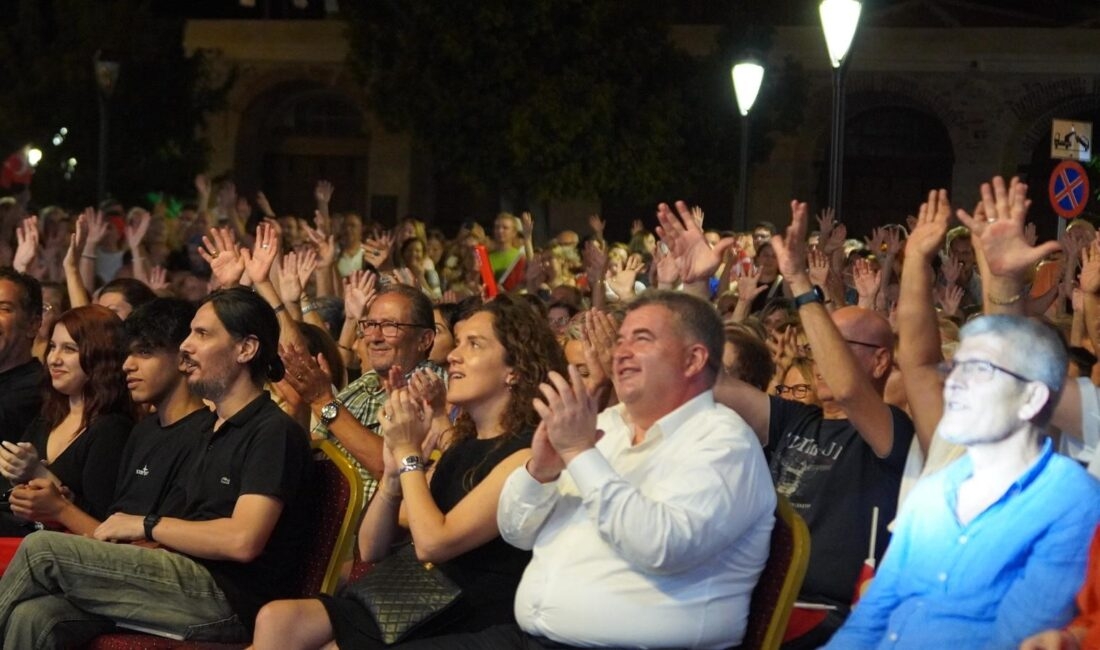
{"left": 188, "top": 374, "right": 228, "bottom": 401}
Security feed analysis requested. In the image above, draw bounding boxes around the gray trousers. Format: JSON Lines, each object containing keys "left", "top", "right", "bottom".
{"left": 0, "top": 531, "right": 248, "bottom": 649}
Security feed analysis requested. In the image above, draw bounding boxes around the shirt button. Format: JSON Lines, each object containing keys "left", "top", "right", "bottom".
{"left": 938, "top": 572, "right": 948, "bottom": 582}
{"left": 958, "top": 535, "right": 968, "bottom": 544}
{"left": 888, "top": 633, "right": 899, "bottom": 642}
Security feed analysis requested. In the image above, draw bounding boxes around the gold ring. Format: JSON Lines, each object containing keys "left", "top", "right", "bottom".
{"left": 210, "top": 251, "right": 219, "bottom": 258}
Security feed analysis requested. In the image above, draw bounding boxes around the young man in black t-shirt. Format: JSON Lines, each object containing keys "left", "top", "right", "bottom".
{"left": 0, "top": 287, "right": 311, "bottom": 647}
{"left": 8, "top": 298, "right": 213, "bottom": 530}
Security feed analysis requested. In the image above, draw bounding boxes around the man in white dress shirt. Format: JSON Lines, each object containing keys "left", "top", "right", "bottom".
{"left": 399, "top": 290, "right": 776, "bottom": 649}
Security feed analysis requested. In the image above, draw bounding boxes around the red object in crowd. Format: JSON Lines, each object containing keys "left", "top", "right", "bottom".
{"left": 474, "top": 245, "right": 498, "bottom": 297}
{"left": 0, "top": 149, "right": 32, "bottom": 188}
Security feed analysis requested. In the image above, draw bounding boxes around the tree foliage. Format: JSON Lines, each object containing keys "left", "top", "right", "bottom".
{"left": 344, "top": 0, "right": 805, "bottom": 213}
{"left": 0, "top": 0, "right": 233, "bottom": 207}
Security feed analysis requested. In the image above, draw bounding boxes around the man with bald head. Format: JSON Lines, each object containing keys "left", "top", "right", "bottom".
{"left": 714, "top": 202, "right": 914, "bottom": 648}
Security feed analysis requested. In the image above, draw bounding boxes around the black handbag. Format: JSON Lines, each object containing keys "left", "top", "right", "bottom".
{"left": 340, "top": 543, "right": 462, "bottom": 645}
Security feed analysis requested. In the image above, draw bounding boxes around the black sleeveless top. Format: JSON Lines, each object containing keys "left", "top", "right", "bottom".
{"left": 429, "top": 429, "right": 534, "bottom": 628}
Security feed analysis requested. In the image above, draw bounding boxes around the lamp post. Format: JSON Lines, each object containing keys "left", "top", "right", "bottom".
{"left": 732, "top": 60, "right": 764, "bottom": 233}
{"left": 819, "top": 0, "right": 861, "bottom": 220}
{"left": 93, "top": 51, "right": 120, "bottom": 203}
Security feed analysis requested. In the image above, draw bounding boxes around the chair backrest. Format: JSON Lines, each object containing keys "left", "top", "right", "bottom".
{"left": 740, "top": 494, "right": 811, "bottom": 650}
{"left": 289, "top": 439, "right": 366, "bottom": 596}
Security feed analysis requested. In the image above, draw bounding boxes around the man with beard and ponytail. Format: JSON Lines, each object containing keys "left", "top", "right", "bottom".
{"left": 0, "top": 287, "right": 312, "bottom": 648}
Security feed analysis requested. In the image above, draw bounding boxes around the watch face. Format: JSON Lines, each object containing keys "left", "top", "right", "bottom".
{"left": 321, "top": 402, "right": 338, "bottom": 421}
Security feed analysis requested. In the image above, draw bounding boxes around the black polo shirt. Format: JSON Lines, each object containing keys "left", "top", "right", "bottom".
{"left": 177, "top": 392, "right": 311, "bottom": 629}
{"left": 109, "top": 407, "right": 216, "bottom": 518}
{"left": 0, "top": 359, "right": 43, "bottom": 443}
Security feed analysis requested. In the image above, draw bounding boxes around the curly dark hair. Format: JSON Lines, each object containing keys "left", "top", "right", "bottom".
{"left": 42, "top": 305, "right": 132, "bottom": 432}
{"left": 450, "top": 294, "right": 567, "bottom": 453}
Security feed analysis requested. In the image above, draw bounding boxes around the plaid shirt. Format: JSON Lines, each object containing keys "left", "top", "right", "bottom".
{"left": 312, "top": 359, "right": 445, "bottom": 502}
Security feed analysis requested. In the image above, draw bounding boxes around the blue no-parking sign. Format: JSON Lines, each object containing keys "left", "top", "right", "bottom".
{"left": 1049, "top": 160, "right": 1089, "bottom": 219}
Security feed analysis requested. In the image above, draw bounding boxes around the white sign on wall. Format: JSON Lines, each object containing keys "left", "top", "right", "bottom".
{"left": 1052, "top": 119, "right": 1092, "bottom": 162}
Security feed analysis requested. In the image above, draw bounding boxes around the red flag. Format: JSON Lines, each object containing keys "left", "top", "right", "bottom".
{"left": 474, "top": 245, "right": 498, "bottom": 297}
{"left": 0, "top": 148, "right": 32, "bottom": 188}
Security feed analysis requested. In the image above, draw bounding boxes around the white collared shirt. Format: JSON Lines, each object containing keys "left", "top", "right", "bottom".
{"left": 499, "top": 391, "right": 776, "bottom": 649}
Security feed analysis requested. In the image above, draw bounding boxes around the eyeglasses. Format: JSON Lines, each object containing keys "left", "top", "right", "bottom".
{"left": 776, "top": 384, "right": 812, "bottom": 398}
{"left": 936, "top": 359, "right": 1032, "bottom": 384}
{"left": 356, "top": 319, "right": 427, "bottom": 338}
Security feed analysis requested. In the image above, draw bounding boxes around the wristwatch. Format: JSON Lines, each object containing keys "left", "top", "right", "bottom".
{"left": 793, "top": 285, "right": 826, "bottom": 308}
{"left": 319, "top": 400, "right": 340, "bottom": 426}
{"left": 399, "top": 454, "right": 425, "bottom": 474}
{"left": 143, "top": 513, "right": 161, "bottom": 541}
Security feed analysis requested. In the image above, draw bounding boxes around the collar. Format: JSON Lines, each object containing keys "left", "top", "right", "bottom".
{"left": 212, "top": 391, "right": 272, "bottom": 435}
{"left": 945, "top": 437, "right": 1053, "bottom": 500}
{"left": 609, "top": 390, "right": 715, "bottom": 446}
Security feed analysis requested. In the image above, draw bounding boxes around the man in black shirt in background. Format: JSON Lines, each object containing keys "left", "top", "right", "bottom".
{"left": 0, "top": 267, "right": 43, "bottom": 442}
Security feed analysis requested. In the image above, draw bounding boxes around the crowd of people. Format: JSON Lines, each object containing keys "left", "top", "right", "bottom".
{"left": 0, "top": 172, "right": 1098, "bottom": 649}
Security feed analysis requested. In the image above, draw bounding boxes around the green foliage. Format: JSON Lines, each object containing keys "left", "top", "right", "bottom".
{"left": 0, "top": 0, "right": 234, "bottom": 207}
{"left": 343, "top": 0, "right": 805, "bottom": 211}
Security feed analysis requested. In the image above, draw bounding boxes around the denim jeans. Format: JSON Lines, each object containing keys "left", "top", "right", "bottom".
{"left": 0, "top": 531, "right": 248, "bottom": 649}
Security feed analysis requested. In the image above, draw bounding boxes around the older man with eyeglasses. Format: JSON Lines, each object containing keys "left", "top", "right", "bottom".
{"left": 824, "top": 315, "right": 1100, "bottom": 649}
{"left": 282, "top": 284, "right": 445, "bottom": 501}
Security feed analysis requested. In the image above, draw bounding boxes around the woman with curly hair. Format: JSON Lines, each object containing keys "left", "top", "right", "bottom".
{"left": 0, "top": 305, "right": 133, "bottom": 535}
{"left": 253, "top": 295, "right": 568, "bottom": 649}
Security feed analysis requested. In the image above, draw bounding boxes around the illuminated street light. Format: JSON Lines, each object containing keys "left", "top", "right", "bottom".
{"left": 819, "top": 0, "right": 862, "bottom": 219}
{"left": 732, "top": 60, "right": 765, "bottom": 232}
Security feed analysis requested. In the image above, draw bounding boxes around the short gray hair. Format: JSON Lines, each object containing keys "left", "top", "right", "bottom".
{"left": 626, "top": 290, "right": 723, "bottom": 384}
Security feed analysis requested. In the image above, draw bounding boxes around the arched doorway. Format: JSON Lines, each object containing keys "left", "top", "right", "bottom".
{"left": 834, "top": 107, "right": 954, "bottom": 237}
{"left": 236, "top": 84, "right": 370, "bottom": 220}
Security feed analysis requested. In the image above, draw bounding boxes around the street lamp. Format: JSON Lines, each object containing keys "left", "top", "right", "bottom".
{"left": 819, "top": 0, "right": 861, "bottom": 219}
{"left": 93, "top": 51, "right": 120, "bottom": 203}
{"left": 732, "top": 60, "right": 765, "bottom": 232}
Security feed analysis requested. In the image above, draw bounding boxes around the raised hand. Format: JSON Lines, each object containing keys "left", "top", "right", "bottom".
{"left": 630, "top": 219, "right": 645, "bottom": 236}
{"left": 314, "top": 180, "right": 334, "bottom": 205}
{"left": 736, "top": 266, "right": 769, "bottom": 304}
{"left": 295, "top": 247, "right": 319, "bottom": 289}
{"left": 882, "top": 226, "right": 903, "bottom": 257}
{"left": 278, "top": 250, "right": 304, "bottom": 305}
{"left": 690, "top": 205, "right": 705, "bottom": 229}
{"left": 343, "top": 269, "right": 378, "bottom": 320}
{"left": 587, "top": 213, "right": 606, "bottom": 237}
{"left": 816, "top": 207, "right": 836, "bottom": 242}
{"left": 12, "top": 216, "right": 39, "bottom": 273}
{"left": 407, "top": 367, "right": 446, "bottom": 416}
{"left": 865, "top": 227, "right": 887, "bottom": 256}
{"left": 581, "top": 309, "right": 617, "bottom": 392}
{"left": 956, "top": 176, "right": 1061, "bottom": 278}
{"left": 303, "top": 222, "right": 336, "bottom": 267}
{"left": 279, "top": 342, "right": 334, "bottom": 405}
{"left": 807, "top": 247, "right": 830, "bottom": 287}
{"left": 607, "top": 254, "right": 643, "bottom": 300}
{"left": 255, "top": 191, "right": 276, "bottom": 218}
{"left": 241, "top": 221, "right": 280, "bottom": 285}
{"left": 147, "top": 265, "right": 169, "bottom": 292}
{"left": 63, "top": 211, "right": 90, "bottom": 271}
{"left": 652, "top": 242, "right": 680, "bottom": 288}
{"left": 654, "top": 200, "right": 735, "bottom": 283}
{"left": 941, "top": 256, "right": 962, "bottom": 287}
{"left": 906, "top": 189, "right": 952, "bottom": 261}
{"left": 822, "top": 221, "right": 847, "bottom": 256}
{"left": 583, "top": 239, "right": 607, "bottom": 287}
{"left": 363, "top": 230, "right": 394, "bottom": 269}
{"left": 84, "top": 210, "right": 109, "bottom": 251}
{"left": 770, "top": 201, "right": 811, "bottom": 281}
{"left": 379, "top": 388, "right": 432, "bottom": 456}
{"left": 852, "top": 258, "right": 882, "bottom": 305}
{"left": 199, "top": 227, "right": 246, "bottom": 289}
{"left": 521, "top": 212, "right": 534, "bottom": 240}
{"left": 125, "top": 208, "right": 151, "bottom": 251}
{"left": 532, "top": 365, "right": 601, "bottom": 463}
{"left": 1080, "top": 241, "right": 1100, "bottom": 296}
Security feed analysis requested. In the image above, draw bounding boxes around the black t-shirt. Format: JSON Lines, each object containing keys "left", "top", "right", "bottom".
{"left": 0, "top": 359, "right": 44, "bottom": 443}
{"left": 22, "top": 412, "right": 133, "bottom": 521}
{"left": 178, "top": 392, "right": 311, "bottom": 629}
{"left": 110, "top": 408, "right": 216, "bottom": 518}
{"left": 766, "top": 397, "right": 913, "bottom": 607}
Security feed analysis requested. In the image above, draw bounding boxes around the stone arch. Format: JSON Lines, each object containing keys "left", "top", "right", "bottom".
{"left": 795, "top": 73, "right": 957, "bottom": 235}
{"left": 234, "top": 77, "right": 373, "bottom": 219}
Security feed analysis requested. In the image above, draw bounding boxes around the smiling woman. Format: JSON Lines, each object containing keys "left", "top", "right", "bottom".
{"left": 0, "top": 305, "right": 133, "bottom": 536}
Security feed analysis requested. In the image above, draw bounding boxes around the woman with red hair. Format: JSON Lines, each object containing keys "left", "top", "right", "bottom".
{"left": 0, "top": 305, "right": 133, "bottom": 536}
